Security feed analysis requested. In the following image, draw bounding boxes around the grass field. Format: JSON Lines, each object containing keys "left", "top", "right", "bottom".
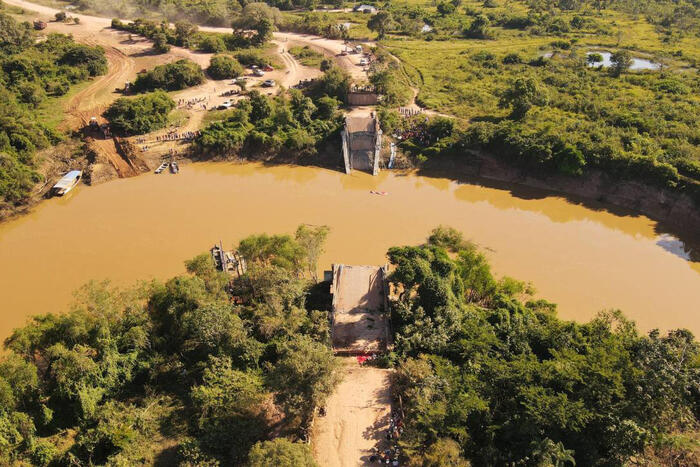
{"left": 289, "top": 45, "right": 325, "bottom": 67}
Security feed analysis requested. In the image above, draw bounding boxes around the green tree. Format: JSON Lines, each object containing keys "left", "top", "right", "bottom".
{"left": 0, "top": 12, "right": 33, "bottom": 53}
{"left": 268, "top": 336, "right": 339, "bottom": 423}
{"left": 133, "top": 60, "right": 205, "bottom": 92}
{"left": 498, "top": 77, "right": 547, "bottom": 119}
{"left": 199, "top": 35, "right": 227, "bottom": 53}
{"left": 152, "top": 33, "right": 171, "bottom": 53}
{"left": 610, "top": 50, "right": 633, "bottom": 76}
{"left": 247, "top": 438, "right": 318, "bottom": 467}
{"left": 208, "top": 54, "right": 244, "bottom": 80}
{"left": 59, "top": 44, "right": 108, "bottom": 76}
{"left": 103, "top": 91, "right": 176, "bottom": 134}
{"left": 367, "top": 11, "right": 394, "bottom": 39}
{"left": 174, "top": 21, "right": 198, "bottom": 48}
{"left": 464, "top": 14, "right": 492, "bottom": 39}
{"left": 294, "top": 224, "right": 330, "bottom": 282}
{"left": 586, "top": 52, "right": 603, "bottom": 66}
{"left": 248, "top": 91, "right": 273, "bottom": 122}
{"left": 422, "top": 438, "right": 470, "bottom": 466}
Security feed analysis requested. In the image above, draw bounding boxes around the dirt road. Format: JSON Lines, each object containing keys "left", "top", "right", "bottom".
{"left": 8, "top": 0, "right": 372, "bottom": 81}
{"left": 313, "top": 358, "right": 392, "bottom": 467}
{"left": 272, "top": 33, "right": 371, "bottom": 82}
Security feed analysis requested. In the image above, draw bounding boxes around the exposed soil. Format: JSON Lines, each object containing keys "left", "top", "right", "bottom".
{"left": 312, "top": 358, "right": 392, "bottom": 467}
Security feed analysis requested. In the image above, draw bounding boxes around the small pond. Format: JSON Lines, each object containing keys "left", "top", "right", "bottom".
{"left": 586, "top": 51, "right": 661, "bottom": 70}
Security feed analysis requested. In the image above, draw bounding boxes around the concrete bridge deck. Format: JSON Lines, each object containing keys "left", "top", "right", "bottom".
{"left": 330, "top": 264, "right": 388, "bottom": 354}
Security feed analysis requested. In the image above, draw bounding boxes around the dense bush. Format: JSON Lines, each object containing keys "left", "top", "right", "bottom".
{"left": 280, "top": 12, "right": 349, "bottom": 39}
{"left": 0, "top": 14, "right": 106, "bottom": 210}
{"left": 0, "top": 226, "right": 338, "bottom": 465}
{"left": 58, "top": 44, "right": 108, "bottom": 76}
{"left": 389, "top": 226, "right": 700, "bottom": 466}
{"left": 103, "top": 91, "right": 176, "bottom": 135}
{"left": 307, "top": 65, "right": 351, "bottom": 103}
{"left": 207, "top": 54, "right": 244, "bottom": 80}
{"left": 196, "top": 89, "right": 342, "bottom": 159}
{"left": 133, "top": 59, "right": 205, "bottom": 92}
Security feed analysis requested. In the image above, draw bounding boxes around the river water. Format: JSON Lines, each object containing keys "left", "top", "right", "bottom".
{"left": 1, "top": 163, "right": 698, "bottom": 339}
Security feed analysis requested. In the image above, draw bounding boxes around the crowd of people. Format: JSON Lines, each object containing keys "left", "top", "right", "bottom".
{"left": 367, "top": 411, "right": 404, "bottom": 465}
{"left": 155, "top": 130, "right": 200, "bottom": 142}
{"left": 139, "top": 129, "right": 201, "bottom": 152}
{"left": 178, "top": 97, "right": 209, "bottom": 110}
{"left": 393, "top": 116, "right": 431, "bottom": 145}
{"left": 398, "top": 107, "right": 422, "bottom": 117}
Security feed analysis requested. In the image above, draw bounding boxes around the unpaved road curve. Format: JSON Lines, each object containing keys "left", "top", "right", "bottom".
{"left": 7, "top": 0, "right": 372, "bottom": 79}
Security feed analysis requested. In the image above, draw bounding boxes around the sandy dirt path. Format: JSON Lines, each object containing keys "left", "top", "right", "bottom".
{"left": 313, "top": 358, "right": 392, "bottom": 467}
{"left": 7, "top": 0, "right": 372, "bottom": 79}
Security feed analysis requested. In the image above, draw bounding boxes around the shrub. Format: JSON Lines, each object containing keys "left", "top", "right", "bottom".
{"left": 502, "top": 53, "right": 523, "bottom": 64}
{"left": 199, "top": 35, "right": 226, "bottom": 53}
{"left": 103, "top": 91, "right": 176, "bottom": 135}
{"left": 208, "top": 54, "right": 244, "bottom": 80}
{"left": 133, "top": 60, "right": 205, "bottom": 92}
{"left": 59, "top": 44, "right": 108, "bottom": 76}
{"left": 248, "top": 439, "right": 317, "bottom": 467}
{"left": 235, "top": 50, "right": 271, "bottom": 67}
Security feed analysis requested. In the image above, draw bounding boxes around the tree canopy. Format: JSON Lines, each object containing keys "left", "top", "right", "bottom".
{"left": 388, "top": 226, "right": 700, "bottom": 466}
{"left": 0, "top": 14, "right": 106, "bottom": 210}
{"left": 133, "top": 59, "right": 205, "bottom": 92}
{"left": 103, "top": 91, "right": 176, "bottom": 135}
{"left": 0, "top": 225, "right": 338, "bottom": 465}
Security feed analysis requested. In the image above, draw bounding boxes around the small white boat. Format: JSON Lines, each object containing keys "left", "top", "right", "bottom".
{"left": 154, "top": 162, "right": 169, "bottom": 174}
{"left": 51, "top": 170, "right": 82, "bottom": 196}
{"left": 170, "top": 161, "right": 179, "bottom": 174}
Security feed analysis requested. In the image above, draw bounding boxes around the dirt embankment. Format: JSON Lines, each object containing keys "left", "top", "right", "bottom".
{"left": 424, "top": 152, "right": 700, "bottom": 236}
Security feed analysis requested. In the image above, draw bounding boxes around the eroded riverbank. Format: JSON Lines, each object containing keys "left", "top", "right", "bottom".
{"left": 0, "top": 162, "right": 699, "bottom": 340}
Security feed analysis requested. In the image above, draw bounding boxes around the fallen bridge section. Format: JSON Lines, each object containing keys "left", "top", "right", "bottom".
{"left": 330, "top": 264, "right": 389, "bottom": 355}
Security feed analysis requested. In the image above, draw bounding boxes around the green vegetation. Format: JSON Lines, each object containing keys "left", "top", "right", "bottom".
{"left": 289, "top": 45, "right": 325, "bottom": 68}
{"left": 103, "top": 91, "right": 176, "bottom": 135}
{"left": 248, "top": 439, "right": 317, "bottom": 466}
{"left": 111, "top": 5, "right": 276, "bottom": 50}
{"left": 371, "top": 0, "right": 700, "bottom": 195}
{"left": 208, "top": 54, "right": 245, "bottom": 80}
{"left": 280, "top": 12, "right": 349, "bottom": 39}
{"left": 388, "top": 226, "right": 700, "bottom": 465}
{"left": 369, "top": 48, "right": 413, "bottom": 107}
{"left": 196, "top": 84, "right": 343, "bottom": 159}
{"left": 0, "top": 226, "right": 338, "bottom": 465}
{"left": 133, "top": 59, "right": 205, "bottom": 92}
{"left": 0, "top": 12, "right": 106, "bottom": 210}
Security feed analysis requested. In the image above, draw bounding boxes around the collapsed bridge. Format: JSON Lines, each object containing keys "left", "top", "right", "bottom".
{"left": 341, "top": 116, "right": 382, "bottom": 176}
{"left": 329, "top": 264, "right": 389, "bottom": 355}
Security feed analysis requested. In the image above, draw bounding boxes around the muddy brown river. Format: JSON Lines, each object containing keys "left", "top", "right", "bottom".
{"left": 1, "top": 163, "right": 699, "bottom": 339}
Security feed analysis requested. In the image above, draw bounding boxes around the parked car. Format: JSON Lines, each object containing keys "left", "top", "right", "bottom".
{"left": 262, "top": 79, "right": 275, "bottom": 87}
{"left": 217, "top": 100, "right": 233, "bottom": 110}
{"left": 359, "top": 58, "right": 369, "bottom": 66}
{"left": 253, "top": 69, "right": 265, "bottom": 77}
{"left": 263, "top": 65, "right": 274, "bottom": 72}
